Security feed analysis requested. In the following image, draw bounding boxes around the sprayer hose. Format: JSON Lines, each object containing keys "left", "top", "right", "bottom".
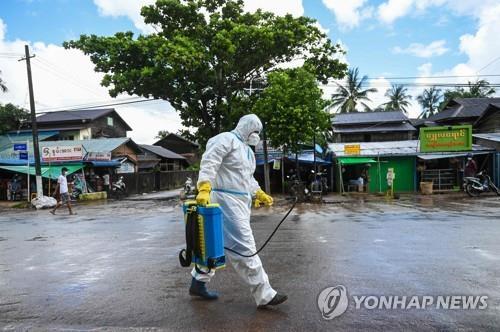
{"left": 223, "top": 197, "right": 298, "bottom": 258}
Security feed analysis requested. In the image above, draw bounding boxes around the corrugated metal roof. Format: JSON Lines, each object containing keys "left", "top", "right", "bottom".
{"left": 473, "top": 132, "right": 500, "bottom": 143}
{"left": 0, "top": 131, "right": 59, "bottom": 151}
{"left": 139, "top": 144, "right": 186, "bottom": 160}
{"left": 429, "top": 98, "right": 500, "bottom": 122}
{"left": 36, "top": 108, "right": 115, "bottom": 123}
{"left": 332, "top": 111, "right": 409, "bottom": 125}
{"left": 329, "top": 140, "right": 420, "bottom": 157}
{"left": 333, "top": 122, "right": 416, "bottom": 133}
{"left": 329, "top": 140, "right": 494, "bottom": 157}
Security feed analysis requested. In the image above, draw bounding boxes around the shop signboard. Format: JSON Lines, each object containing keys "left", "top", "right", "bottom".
{"left": 419, "top": 125, "right": 472, "bottom": 152}
{"left": 344, "top": 144, "right": 361, "bottom": 155}
{"left": 86, "top": 151, "right": 112, "bottom": 161}
{"left": 14, "top": 143, "right": 27, "bottom": 151}
{"left": 117, "top": 160, "right": 135, "bottom": 174}
{"left": 41, "top": 145, "right": 83, "bottom": 162}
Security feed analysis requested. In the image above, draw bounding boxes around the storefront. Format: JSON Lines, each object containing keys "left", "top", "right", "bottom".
{"left": 329, "top": 141, "right": 418, "bottom": 194}
{"left": 417, "top": 126, "right": 495, "bottom": 192}
{"left": 0, "top": 163, "right": 84, "bottom": 200}
{"left": 329, "top": 126, "right": 495, "bottom": 194}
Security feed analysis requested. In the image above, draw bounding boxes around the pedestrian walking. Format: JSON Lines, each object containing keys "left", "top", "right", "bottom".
{"left": 50, "top": 167, "right": 76, "bottom": 215}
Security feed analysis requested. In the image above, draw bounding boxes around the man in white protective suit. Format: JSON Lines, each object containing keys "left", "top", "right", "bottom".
{"left": 190, "top": 114, "right": 288, "bottom": 307}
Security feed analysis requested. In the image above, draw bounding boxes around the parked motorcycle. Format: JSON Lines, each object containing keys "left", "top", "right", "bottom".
{"left": 309, "top": 170, "right": 323, "bottom": 202}
{"left": 287, "top": 173, "right": 310, "bottom": 202}
{"left": 464, "top": 171, "right": 500, "bottom": 197}
{"left": 180, "top": 177, "right": 196, "bottom": 200}
{"left": 112, "top": 176, "right": 127, "bottom": 199}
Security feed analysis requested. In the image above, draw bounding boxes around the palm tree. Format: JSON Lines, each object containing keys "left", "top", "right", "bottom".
{"left": 0, "top": 70, "right": 7, "bottom": 93}
{"left": 330, "top": 67, "right": 377, "bottom": 113}
{"left": 417, "top": 87, "right": 442, "bottom": 119}
{"left": 383, "top": 84, "right": 412, "bottom": 114}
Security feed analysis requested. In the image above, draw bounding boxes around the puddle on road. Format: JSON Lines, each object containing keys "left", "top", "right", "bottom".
{"left": 25, "top": 236, "right": 48, "bottom": 241}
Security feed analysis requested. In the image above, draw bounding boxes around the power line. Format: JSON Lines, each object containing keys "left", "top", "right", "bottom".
{"left": 36, "top": 56, "right": 106, "bottom": 96}
{"left": 32, "top": 58, "right": 105, "bottom": 98}
{"left": 37, "top": 98, "right": 161, "bottom": 114}
{"left": 36, "top": 96, "right": 146, "bottom": 112}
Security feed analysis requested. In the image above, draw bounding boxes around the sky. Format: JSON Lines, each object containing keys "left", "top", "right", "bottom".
{"left": 1, "top": 0, "right": 500, "bottom": 143}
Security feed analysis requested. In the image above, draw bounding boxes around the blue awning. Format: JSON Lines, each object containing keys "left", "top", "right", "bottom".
{"left": 256, "top": 153, "right": 331, "bottom": 166}
{"left": 85, "top": 160, "right": 121, "bottom": 167}
{"left": 289, "top": 153, "right": 332, "bottom": 165}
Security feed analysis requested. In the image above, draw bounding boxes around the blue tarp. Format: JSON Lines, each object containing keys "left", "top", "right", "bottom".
{"left": 256, "top": 152, "right": 331, "bottom": 166}
{"left": 86, "top": 160, "right": 121, "bottom": 167}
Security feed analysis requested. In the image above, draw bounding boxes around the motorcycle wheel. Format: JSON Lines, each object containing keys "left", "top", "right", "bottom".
{"left": 490, "top": 184, "right": 500, "bottom": 196}
{"left": 465, "top": 183, "right": 481, "bottom": 197}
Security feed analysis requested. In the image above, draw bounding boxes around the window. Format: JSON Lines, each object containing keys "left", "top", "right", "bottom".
{"left": 107, "top": 117, "right": 114, "bottom": 127}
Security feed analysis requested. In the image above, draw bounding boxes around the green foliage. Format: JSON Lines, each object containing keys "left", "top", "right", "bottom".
{"left": 417, "top": 87, "right": 442, "bottom": 119}
{"left": 253, "top": 67, "right": 329, "bottom": 153}
{"left": 330, "top": 67, "right": 377, "bottom": 113}
{"left": 439, "top": 80, "right": 496, "bottom": 110}
{"left": 382, "top": 84, "right": 412, "bottom": 114}
{"left": 64, "top": 0, "right": 347, "bottom": 145}
{"left": 0, "top": 103, "right": 29, "bottom": 135}
{"left": 155, "top": 130, "right": 169, "bottom": 140}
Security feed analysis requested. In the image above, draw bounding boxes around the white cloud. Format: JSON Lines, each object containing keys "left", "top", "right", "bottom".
{"left": 321, "top": 0, "right": 373, "bottom": 30}
{"left": 377, "top": 0, "right": 500, "bottom": 25}
{"left": 364, "top": 77, "right": 391, "bottom": 111}
{"left": 377, "top": 0, "right": 413, "bottom": 24}
{"left": 0, "top": 18, "right": 5, "bottom": 40}
{"left": 393, "top": 40, "right": 449, "bottom": 58}
{"left": 92, "top": 0, "right": 305, "bottom": 34}
{"left": 0, "top": 17, "right": 182, "bottom": 144}
{"left": 243, "top": 0, "right": 304, "bottom": 17}
{"left": 408, "top": 3, "right": 500, "bottom": 118}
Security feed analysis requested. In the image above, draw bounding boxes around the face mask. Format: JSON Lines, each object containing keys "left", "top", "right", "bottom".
{"left": 247, "top": 132, "right": 260, "bottom": 146}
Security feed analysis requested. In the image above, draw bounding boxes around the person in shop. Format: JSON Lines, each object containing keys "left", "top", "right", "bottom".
{"left": 360, "top": 165, "right": 370, "bottom": 192}
{"left": 464, "top": 153, "right": 478, "bottom": 178}
{"left": 103, "top": 172, "right": 111, "bottom": 194}
{"left": 9, "top": 174, "right": 22, "bottom": 201}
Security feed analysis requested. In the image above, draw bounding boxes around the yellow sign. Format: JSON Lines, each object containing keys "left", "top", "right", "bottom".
{"left": 344, "top": 144, "right": 361, "bottom": 155}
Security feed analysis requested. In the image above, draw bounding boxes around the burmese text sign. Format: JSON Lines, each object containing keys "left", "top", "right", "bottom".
{"left": 419, "top": 125, "right": 472, "bottom": 152}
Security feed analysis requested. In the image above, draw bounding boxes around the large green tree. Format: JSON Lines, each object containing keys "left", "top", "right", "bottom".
{"left": 417, "top": 87, "right": 442, "bottom": 119}
{"left": 439, "top": 80, "right": 496, "bottom": 109}
{"left": 64, "top": 0, "right": 347, "bottom": 144}
{"left": 253, "top": 67, "right": 329, "bottom": 152}
{"left": 382, "top": 84, "right": 412, "bottom": 114}
{"left": 329, "top": 67, "right": 377, "bottom": 113}
{"left": 0, "top": 103, "right": 29, "bottom": 135}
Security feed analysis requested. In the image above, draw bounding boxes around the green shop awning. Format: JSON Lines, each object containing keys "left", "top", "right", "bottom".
{"left": 338, "top": 157, "right": 377, "bottom": 165}
{"left": 0, "top": 164, "right": 84, "bottom": 180}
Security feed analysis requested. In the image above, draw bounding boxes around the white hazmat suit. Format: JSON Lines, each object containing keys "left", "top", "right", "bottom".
{"left": 192, "top": 114, "right": 277, "bottom": 306}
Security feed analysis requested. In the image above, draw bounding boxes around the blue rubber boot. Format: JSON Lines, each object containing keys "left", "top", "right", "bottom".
{"left": 189, "top": 277, "right": 218, "bottom": 300}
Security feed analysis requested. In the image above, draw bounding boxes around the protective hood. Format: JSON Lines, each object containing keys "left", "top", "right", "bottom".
{"left": 233, "top": 114, "right": 263, "bottom": 144}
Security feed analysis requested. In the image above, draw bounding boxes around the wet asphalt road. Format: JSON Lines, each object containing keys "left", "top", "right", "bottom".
{"left": 1, "top": 194, "right": 500, "bottom": 331}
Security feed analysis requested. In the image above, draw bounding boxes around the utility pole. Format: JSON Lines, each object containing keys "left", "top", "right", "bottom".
{"left": 20, "top": 45, "right": 43, "bottom": 198}
{"left": 248, "top": 77, "right": 271, "bottom": 194}
{"left": 262, "top": 125, "right": 271, "bottom": 194}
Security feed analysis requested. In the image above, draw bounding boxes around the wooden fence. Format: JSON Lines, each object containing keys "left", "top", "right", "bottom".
{"left": 116, "top": 170, "right": 198, "bottom": 195}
